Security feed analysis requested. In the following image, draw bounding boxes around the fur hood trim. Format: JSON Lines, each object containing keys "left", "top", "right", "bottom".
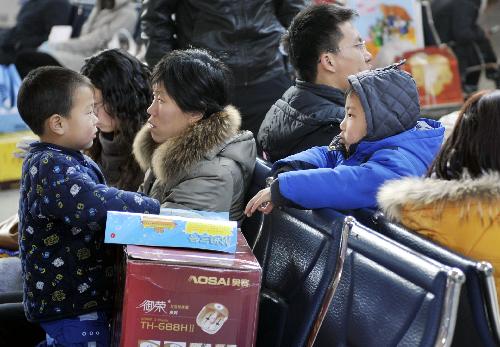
{"left": 378, "top": 171, "right": 500, "bottom": 221}
{"left": 133, "top": 105, "right": 241, "bottom": 183}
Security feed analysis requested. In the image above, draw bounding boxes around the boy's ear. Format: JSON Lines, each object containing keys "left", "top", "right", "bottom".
{"left": 46, "top": 114, "right": 66, "bottom": 135}
{"left": 318, "top": 53, "right": 337, "bottom": 73}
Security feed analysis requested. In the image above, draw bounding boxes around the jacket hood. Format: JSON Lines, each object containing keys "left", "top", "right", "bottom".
{"left": 348, "top": 62, "right": 420, "bottom": 141}
{"left": 133, "top": 105, "right": 244, "bottom": 183}
{"left": 258, "top": 82, "right": 344, "bottom": 161}
{"left": 378, "top": 171, "right": 500, "bottom": 222}
{"left": 205, "top": 130, "right": 255, "bottom": 161}
{"left": 208, "top": 130, "right": 256, "bottom": 183}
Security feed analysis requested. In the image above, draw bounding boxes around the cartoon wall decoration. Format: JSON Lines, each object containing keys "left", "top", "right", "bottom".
{"left": 345, "top": 0, "right": 424, "bottom": 67}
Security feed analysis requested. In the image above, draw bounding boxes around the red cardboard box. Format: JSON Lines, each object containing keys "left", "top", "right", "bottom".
{"left": 114, "top": 232, "right": 261, "bottom": 347}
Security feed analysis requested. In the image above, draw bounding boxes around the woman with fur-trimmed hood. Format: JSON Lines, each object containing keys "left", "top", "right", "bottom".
{"left": 378, "top": 90, "right": 500, "bottom": 305}
{"left": 133, "top": 49, "right": 256, "bottom": 224}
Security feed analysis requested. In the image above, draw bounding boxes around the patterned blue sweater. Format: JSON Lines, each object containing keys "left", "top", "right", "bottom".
{"left": 18, "top": 142, "right": 160, "bottom": 322}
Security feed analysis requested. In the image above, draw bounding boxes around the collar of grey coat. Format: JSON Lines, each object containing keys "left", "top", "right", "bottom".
{"left": 133, "top": 105, "right": 241, "bottom": 184}
{"left": 377, "top": 171, "right": 500, "bottom": 222}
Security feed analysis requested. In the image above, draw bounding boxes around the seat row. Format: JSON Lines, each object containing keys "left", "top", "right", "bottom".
{"left": 242, "top": 158, "right": 500, "bottom": 347}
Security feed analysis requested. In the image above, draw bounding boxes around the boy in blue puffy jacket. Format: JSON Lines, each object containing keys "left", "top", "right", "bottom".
{"left": 245, "top": 62, "right": 444, "bottom": 215}
{"left": 16, "top": 66, "right": 160, "bottom": 346}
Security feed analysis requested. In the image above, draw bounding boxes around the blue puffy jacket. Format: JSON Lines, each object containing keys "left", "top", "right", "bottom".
{"left": 270, "top": 63, "right": 445, "bottom": 210}
{"left": 273, "top": 118, "right": 444, "bottom": 209}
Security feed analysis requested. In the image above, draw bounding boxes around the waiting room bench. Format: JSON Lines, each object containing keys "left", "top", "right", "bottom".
{"left": 242, "top": 159, "right": 466, "bottom": 346}
{"left": 252, "top": 207, "right": 349, "bottom": 347}
{"left": 313, "top": 217, "right": 464, "bottom": 347}
{"left": 353, "top": 209, "right": 500, "bottom": 347}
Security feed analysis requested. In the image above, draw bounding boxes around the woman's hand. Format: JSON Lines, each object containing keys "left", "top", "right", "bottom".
{"left": 244, "top": 187, "right": 274, "bottom": 217}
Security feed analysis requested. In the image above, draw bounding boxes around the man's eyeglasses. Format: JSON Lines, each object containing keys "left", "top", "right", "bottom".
{"left": 337, "top": 40, "right": 367, "bottom": 52}
{"left": 323, "top": 40, "right": 367, "bottom": 55}
{"left": 318, "top": 40, "right": 367, "bottom": 62}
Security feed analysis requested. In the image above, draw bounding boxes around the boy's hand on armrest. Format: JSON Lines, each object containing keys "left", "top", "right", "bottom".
{"left": 244, "top": 187, "right": 274, "bottom": 217}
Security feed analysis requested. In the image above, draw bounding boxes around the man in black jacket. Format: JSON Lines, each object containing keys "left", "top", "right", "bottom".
{"left": 0, "top": 0, "right": 72, "bottom": 65}
{"left": 257, "top": 4, "right": 372, "bottom": 162}
{"left": 140, "top": 0, "right": 305, "bottom": 138}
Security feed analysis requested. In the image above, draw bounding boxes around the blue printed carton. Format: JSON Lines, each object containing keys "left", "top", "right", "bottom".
{"left": 105, "top": 211, "right": 238, "bottom": 253}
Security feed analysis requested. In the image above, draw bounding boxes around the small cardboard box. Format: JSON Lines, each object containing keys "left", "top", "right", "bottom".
{"left": 105, "top": 211, "right": 238, "bottom": 253}
{"left": 113, "top": 231, "right": 262, "bottom": 347}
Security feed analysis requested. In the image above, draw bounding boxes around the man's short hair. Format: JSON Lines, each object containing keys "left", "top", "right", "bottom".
{"left": 283, "top": 4, "right": 357, "bottom": 82}
{"left": 17, "top": 66, "right": 92, "bottom": 135}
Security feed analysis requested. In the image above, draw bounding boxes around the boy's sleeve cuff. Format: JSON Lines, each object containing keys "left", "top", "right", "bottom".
{"left": 271, "top": 164, "right": 295, "bottom": 178}
{"left": 270, "top": 178, "right": 301, "bottom": 208}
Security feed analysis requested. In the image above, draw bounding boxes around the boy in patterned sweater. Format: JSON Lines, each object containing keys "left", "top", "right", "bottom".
{"left": 17, "top": 66, "right": 160, "bottom": 346}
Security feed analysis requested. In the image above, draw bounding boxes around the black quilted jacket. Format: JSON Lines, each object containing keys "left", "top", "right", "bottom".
{"left": 257, "top": 80, "right": 345, "bottom": 162}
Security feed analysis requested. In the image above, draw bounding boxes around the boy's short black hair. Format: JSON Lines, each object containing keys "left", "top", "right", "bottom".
{"left": 283, "top": 4, "right": 357, "bottom": 82}
{"left": 17, "top": 66, "right": 93, "bottom": 135}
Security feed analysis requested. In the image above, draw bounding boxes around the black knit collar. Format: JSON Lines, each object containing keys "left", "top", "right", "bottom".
{"left": 295, "top": 80, "right": 345, "bottom": 105}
